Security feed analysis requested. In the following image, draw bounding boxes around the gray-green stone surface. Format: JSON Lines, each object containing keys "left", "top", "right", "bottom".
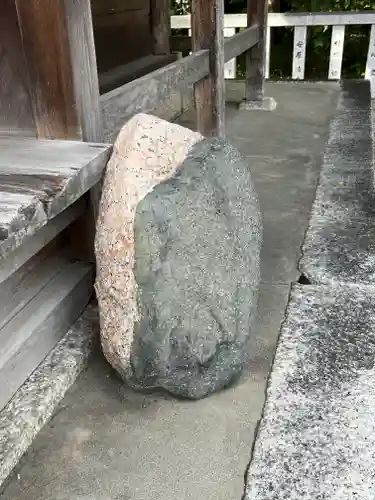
{"left": 129, "top": 138, "right": 262, "bottom": 399}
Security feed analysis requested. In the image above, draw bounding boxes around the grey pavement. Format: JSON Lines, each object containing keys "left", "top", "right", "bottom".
{"left": 0, "top": 82, "right": 339, "bottom": 500}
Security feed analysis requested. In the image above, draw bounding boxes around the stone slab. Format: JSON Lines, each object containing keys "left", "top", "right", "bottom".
{"left": 0, "top": 304, "right": 98, "bottom": 488}
{"left": 300, "top": 80, "right": 375, "bottom": 285}
{"left": 245, "top": 283, "right": 375, "bottom": 500}
{"left": 239, "top": 97, "right": 277, "bottom": 112}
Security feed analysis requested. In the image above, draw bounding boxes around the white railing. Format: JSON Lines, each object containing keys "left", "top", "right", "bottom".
{"left": 171, "top": 12, "right": 375, "bottom": 86}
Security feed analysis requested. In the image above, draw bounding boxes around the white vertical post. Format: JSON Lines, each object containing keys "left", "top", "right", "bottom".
{"left": 365, "top": 24, "right": 375, "bottom": 98}
{"left": 265, "top": 26, "right": 271, "bottom": 79}
{"left": 292, "top": 26, "right": 307, "bottom": 80}
{"left": 328, "top": 25, "right": 345, "bottom": 80}
{"left": 224, "top": 28, "right": 236, "bottom": 79}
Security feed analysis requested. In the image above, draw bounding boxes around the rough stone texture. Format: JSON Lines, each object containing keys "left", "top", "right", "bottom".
{"left": 131, "top": 138, "right": 262, "bottom": 399}
{"left": 95, "top": 113, "right": 262, "bottom": 399}
{"left": 300, "top": 80, "right": 375, "bottom": 285}
{"left": 245, "top": 283, "right": 375, "bottom": 500}
{"left": 0, "top": 304, "right": 98, "bottom": 488}
{"left": 95, "top": 114, "right": 203, "bottom": 381}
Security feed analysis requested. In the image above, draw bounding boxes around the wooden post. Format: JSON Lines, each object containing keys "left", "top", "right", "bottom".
{"left": 64, "top": 0, "right": 103, "bottom": 143}
{"left": 151, "top": 0, "right": 171, "bottom": 55}
{"left": 191, "top": 0, "right": 225, "bottom": 138}
{"left": 63, "top": 0, "right": 104, "bottom": 252}
{"left": 241, "top": 0, "right": 276, "bottom": 111}
{"left": 14, "top": 0, "right": 79, "bottom": 139}
{"left": 14, "top": 0, "right": 102, "bottom": 142}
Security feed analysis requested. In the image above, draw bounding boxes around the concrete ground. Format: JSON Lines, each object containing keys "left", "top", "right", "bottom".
{"left": 0, "top": 82, "right": 339, "bottom": 500}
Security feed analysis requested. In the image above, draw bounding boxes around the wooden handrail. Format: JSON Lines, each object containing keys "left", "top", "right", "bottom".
{"left": 224, "top": 24, "right": 259, "bottom": 62}
{"left": 100, "top": 49, "right": 209, "bottom": 139}
{"left": 171, "top": 11, "right": 375, "bottom": 29}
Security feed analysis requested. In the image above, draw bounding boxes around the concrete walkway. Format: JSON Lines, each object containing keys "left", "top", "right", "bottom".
{"left": 0, "top": 82, "right": 339, "bottom": 500}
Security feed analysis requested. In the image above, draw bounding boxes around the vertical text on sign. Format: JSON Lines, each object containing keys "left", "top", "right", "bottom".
{"left": 328, "top": 25, "right": 345, "bottom": 80}
{"left": 224, "top": 28, "right": 236, "bottom": 79}
{"left": 292, "top": 26, "right": 307, "bottom": 80}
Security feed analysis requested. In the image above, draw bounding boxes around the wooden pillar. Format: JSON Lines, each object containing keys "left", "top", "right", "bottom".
{"left": 64, "top": 0, "right": 103, "bottom": 143}
{"left": 151, "top": 0, "right": 171, "bottom": 55}
{"left": 14, "top": 0, "right": 102, "bottom": 142}
{"left": 14, "top": 0, "right": 79, "bottom": 139}
{"left": 241, "top": 0, "right": 275, "bottom": 110}
{"left": 191, "top": 0, "right": 225, "bottom": 138}
{"left": 245, "top": 0, "right": 267, "bottom": 102}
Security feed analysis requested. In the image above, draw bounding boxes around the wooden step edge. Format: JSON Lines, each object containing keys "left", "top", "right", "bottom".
{"left": 0, "top": 198, "right": 86, "bottom": 283}
{"left": 0, "top": 303, "right": 99, "bottom": 490}
{"left": 0, "top": 262, "right": 93, "bottom": 409}
{"left": 0, "top": 252, "right": 69, "bottom": 331}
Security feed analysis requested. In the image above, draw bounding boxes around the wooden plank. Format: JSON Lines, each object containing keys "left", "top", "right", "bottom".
{"left": 64, "top": 0, "right": 103, "bottom": 143}
{"left": 0, "top": 138, "right": 111, "bottom": 258}
{"left": 224, "top": 28, "right": 236, "bottom": 79}
{"left": 365, "top": 24, "right": 375, "bottom": 98}
{"left": 245, "top": 0, "right": 268, "bottom": 102}
{"left": 99, "top": 54, "right": 178, "bottom": 94}
{"left": 191, "top": 0, "right": 226, "bottom": 138}
{"left": 14, "top": 0, "right": 79, "bottom": 140}
{"left": 0, "top": 199, "right": 85, "bottom": 282}
{"left": 171, "top": 12, "right": 375, "bottom": 29}
{"left": 328, "top": 25, "right": 345, "bottom": 80}
{"left": 0, "top": 261, "right": 93, "bottom": 412}
{"left": 93, "top": 9, "right": 153, "bottom": 72}
{"left": 224, "top": 25, "right": 260, "bottom": 62}
{"left": 0, "top": 0, "right": 36, "bottom": 136}
{"left": 0, "top": 251, "right": 66, "bottom": 331}
{"left": 292, "top": 26, "right": 307, "bottom": 80}
{"left": 91, "top": 0, "right": 149, "bottom": 17}
{"left": 100, "top": 50, "right": 209, "bottom": 139}
{"left": 268, "top": 11, "right": 375, "bottom": 27}
{"left": 151, "top": 0, "right": 171, "bottom": 55}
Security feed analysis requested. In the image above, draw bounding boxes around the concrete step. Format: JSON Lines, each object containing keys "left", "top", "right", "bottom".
{"left": 245, "top": 283, "right": 375, "bottom": 499}
{"left": 0, "top": 303, "right": 99, "bottom": 489}
{"left": 299, "top": 80, "right": 375, "bottom": 286}
{"left": 246, "top": 80, "right": 375, "bottom": 499}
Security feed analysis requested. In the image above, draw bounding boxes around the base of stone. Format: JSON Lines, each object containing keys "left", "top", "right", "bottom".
{"left": 0, "top": 304, "right": 99, "bottom": 489}
{"left": 239, "top": 97, "right": 277, "bottom": 112}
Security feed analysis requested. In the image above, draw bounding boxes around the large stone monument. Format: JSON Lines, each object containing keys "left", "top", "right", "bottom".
{"left": 95, "top": 114, "right": 262, "bottom": 399}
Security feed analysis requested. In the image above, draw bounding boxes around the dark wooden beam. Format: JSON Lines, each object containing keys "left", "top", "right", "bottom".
{"left": 14, "top": 0, "right": 79, "bottom": 139}
{"left": 151, "top": 0, "right": 171, "bottom": 55}
{"left": 245, "top": 0, "right": 268, "bottom": 103}
{"left": 0, "top": 0, "right": 36, "bottom": 136}
{"left": 191, "top": 0, "right": 225, "bottom": 138}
